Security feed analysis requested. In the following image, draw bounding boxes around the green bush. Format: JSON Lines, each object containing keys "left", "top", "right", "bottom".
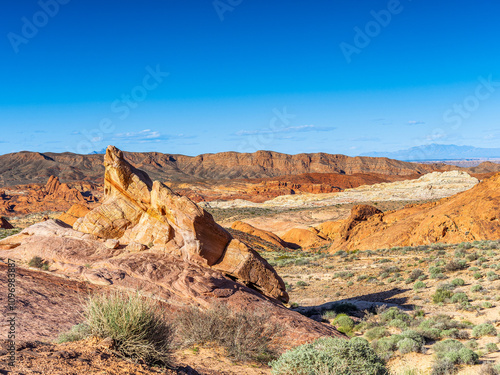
{"left": 487, "top": 271, "right": 500, "bottom": 281}
{"left": 486, "top": 342, "right": 498, "bottom": 353}
{"left": 413, "top": 281, "right": 426, "bottom": 290}
{"left": 364, "top": 327, "right": 388, "bottom": 341}
{"left": 450, "top": 292, "right": 468, "bottom": 304}
{"left": 432, "top": 339, "right": 478, "bottom": 375}
{"left": 28, "top": 256, "right": 49, "bottom": 270}
{"left": 451, "top": 278, "right": 465, "bottom": 286}
{"left": 397, "top": 338, "right": 420, "bottom": 354}
{"left": 175, "top": 302, "right": 281, "bottom": 362}
{"left": 472, "top": 323, "right": 497, "bottom": 338}
{"left": 270, "top": 337, "right": 389, "bottom": 375}
{"left": 333, "top": 314, "right": 355, "bottom": 335}
{"left": 444, "top": 259, "right": 467, "bottom": 272}
{"left": 471, "top": 284, "right": 483, "bottom": 292}
{"left": 432, "top": 289, "right": 453, "bottom": 304}
{"left": 84, "top": 291, "right": 172, "bottom": 366}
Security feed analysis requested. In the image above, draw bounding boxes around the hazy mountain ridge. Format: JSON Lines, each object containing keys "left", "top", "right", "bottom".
{"left": 363, "top": 143, "right": 500, "bottom": 161}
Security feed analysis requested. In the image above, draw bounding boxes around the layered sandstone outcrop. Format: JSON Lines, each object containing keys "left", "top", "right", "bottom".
{"left": 0, "top": 219, "right": 341, "bottom": 347}
{"left": 72, "top": 146, "right": 287, "bottom": 302}
{"left": 57, "top": 204, "right": 91, "bottom": 226}
{"left": 281, "top": 228, "right": 329, "bottom": 249}
{"left": 230, "top": 221, "right": 290, "bottom": 250}
{"left": 328, "top": 172, "right": 500, "bottom": 251}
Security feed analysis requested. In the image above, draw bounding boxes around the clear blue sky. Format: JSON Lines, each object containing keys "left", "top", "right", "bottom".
{"left": 1, "top": 0, "right": 500, "bottom": 156}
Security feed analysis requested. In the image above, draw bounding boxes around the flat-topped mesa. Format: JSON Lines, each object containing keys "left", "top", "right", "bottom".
{"left": 74, "top": 145, "right": 288, "bottom": 302}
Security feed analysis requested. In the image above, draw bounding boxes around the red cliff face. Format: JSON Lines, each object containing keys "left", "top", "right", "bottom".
{"left": 1, "top": 149, "right": 483, "bottom": 187}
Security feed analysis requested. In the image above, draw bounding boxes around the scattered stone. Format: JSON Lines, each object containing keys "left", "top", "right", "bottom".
{"left": 125, "top": 241, "right": 146, "bottom": 252}
{"left": 105, "top": 239, "right": 120, "bottom": 249}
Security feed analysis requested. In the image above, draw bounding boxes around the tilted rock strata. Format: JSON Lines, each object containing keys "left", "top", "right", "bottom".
{"left": 57, "top": 204, "right": 91, "bottom": 226}
{"left": 0, "top": 220, "right": 341, "bottom": 347}
{"left": 230, "top": 221, "right": 290, "bottom": 250}
{"left": 74, "top": 146, "right": 287, "bottom": 302}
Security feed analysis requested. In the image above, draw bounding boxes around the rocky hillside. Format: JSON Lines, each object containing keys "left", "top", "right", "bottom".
{"left": 326, "top": 172, "right": 500, "bottom": 251}
{"left": 0, "top": 149, "right": 469, "bottom": 187}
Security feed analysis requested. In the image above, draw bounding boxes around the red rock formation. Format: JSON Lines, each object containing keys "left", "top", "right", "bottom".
{"left": 281, "top": 228, "right": 329, "bottom": 249}
{"left": 0, "top": 217, "right": 13, "bottom": 229}
{"left": 328, "top": 172, "right": 500, "bottom": 251}
{"left": 73, "top": 146, "right": 288, "bottom": 302}
{"left": 231, "top": 221, "right": 290, "bottom": 250}
{"left": 57, "top": 204, "right": 91, "bottom": 226}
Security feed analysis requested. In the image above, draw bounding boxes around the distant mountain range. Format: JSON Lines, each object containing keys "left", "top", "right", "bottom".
{"left": 88, "top": 148, "right": 107, "bottom": 155}
{"left": 363, "top": 144, "right": 500, "bottom": 161}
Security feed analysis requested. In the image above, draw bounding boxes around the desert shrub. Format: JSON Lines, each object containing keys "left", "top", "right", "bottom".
{"left": 486, "top": 343, "right": 498, "bottom": 353}
{"left": 472, "top": 323, "right": 497, "bottom": 338}
{"left": 451, "top": 278, "right": 465, "bottom": 287}
{"left": 444, "top": 259, "right": 467, "bottom": 272}
{"left": 432, "top": 289, "right": 453, "bottom": 304}
{"left": 84, "top": 290, "right": 172, "bottom": 366}
{"left": 175, "top": 302, "right": 281, "bottom": 362}
{"left": 437, "top": 282, "right": 455, "bottom": 291}
{"left": 471, "top": 284, "right": 483, "bottom": 292}
{"left": 466, "top": 252, "right": 479, "bottom": 261}
{"left": 371, "top": 334, "right": 401, "bottom": 358}
{"left": 270, "top": 337, "right": 389, "bottom": 375}
{"left": 413, "top": 281, "right": 426, "bottom": 291}
{"left": 322, "top": 310, "right": 337, "bottom": 321}
{"left": 396, "top": 330, "right": 424, "bottom": 354}
{"left": 487, "top": 271, "right": 499, "bottom": 281}
{"left": 458, "top": 242, "right": 473, "bottom": 250}
{"left": 482, "top": 301, "right": 493, "bottom": 308}
{"left": 450, "top": 292, "right": 468, "bottom": 304}
{"left": 432, "top": 339, "right": 479, "bottom": 375}
{"left": 474, "top": 272, "right": 483, "bottom": 279}
{"left": 28, "top": 256, "right": 49, "bottom": 270}
{"left": 429, "top": 267, "right": 443, "bottom": 279}
{"left": 419, "top": 327, "right": 442, "bottom": 341}
{"left": 409, "top": 269, "right": 424, "bottom": 280}
{"left": 397, "top": 338, "right": 420, "bottom": 354}
{"left": 364, "top": 327, "right": 388, "bottom": 341}
{"left": 56, "top": 323, "right": 90, "bottom": 343}
{"left": 379, "top": 307, "right": 410, "bottom": 324}
{"left": 296, "top": 280, "right": 308, "bottom": 287}
{"left": 333, "top": 314, "right": 355, "bottom": 335}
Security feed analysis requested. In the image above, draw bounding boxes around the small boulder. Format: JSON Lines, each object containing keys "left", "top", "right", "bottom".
{"left": 125, "top": 242, "right": 147, "bottom": 252}
{"left": 105, "top": 239, "right": 120, "bottom": 249}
